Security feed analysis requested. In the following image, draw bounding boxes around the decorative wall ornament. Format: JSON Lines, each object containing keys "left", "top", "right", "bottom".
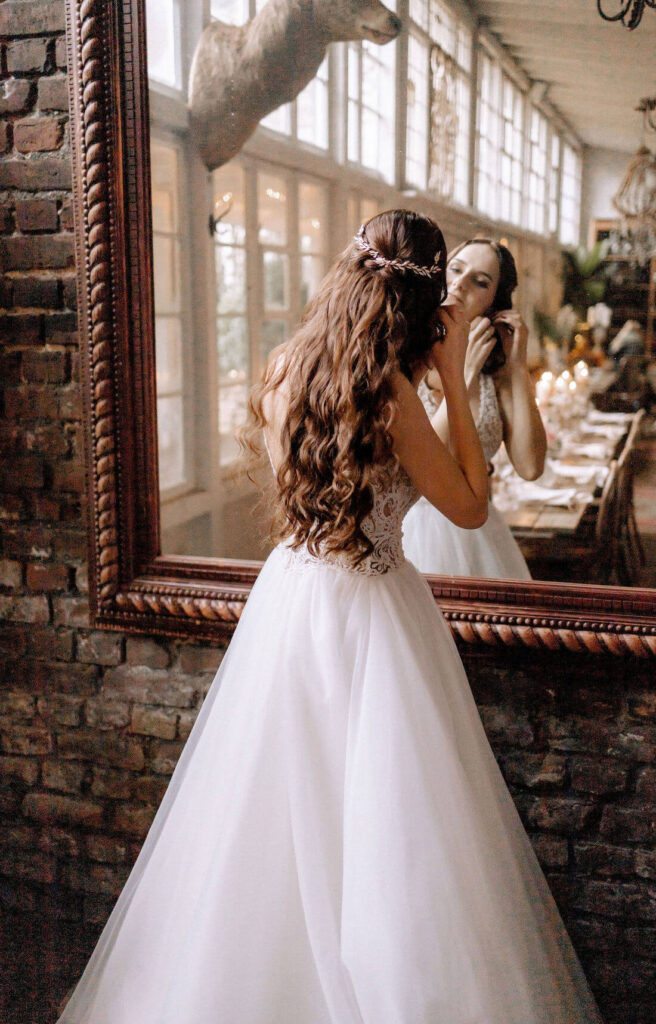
{"left": 597, "top": 0, "right": 656, "bottom": 29}
{"left": 610, "top": 98, "right": 656, "bottom": 263}
{"left": 428, "top": 46, "right": 457, "bottom": 200}
{"left": 188, "top": 0, "right": 401, "bottom": 171}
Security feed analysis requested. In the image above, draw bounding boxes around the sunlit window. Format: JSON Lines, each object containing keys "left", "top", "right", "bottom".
{"left": 527, "top": 108, "right": 548, "bottom": 235}
{"left": 347, "top": 34, "right": 396, "bottom": 183}
{"left": 560, "top": 143, "right": 582, "bottom": 246}
{"left": 145, "top": 0, "right": 182, "bottom": 90}
{"left": 151, "top": 138, "right": 188, "bottom": 490}
{"left": 476, "top": 52, "right": 524, "bottom": 227}
{"left": 406, "top": 0, "right": 471, "bottom": 204}
{"left": 549, "top": 133, "right": 561, "bottom": 236}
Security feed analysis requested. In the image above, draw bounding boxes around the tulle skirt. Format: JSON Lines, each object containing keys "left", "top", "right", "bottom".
{"left": 58, "top": 545, "right": 600, "bottom": 1024}
{"left": 403, "top": 496, "right": 532, "bottom": 579}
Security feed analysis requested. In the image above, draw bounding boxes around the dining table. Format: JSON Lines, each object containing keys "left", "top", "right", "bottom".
{"left": 493, "top": 408, "right": 637, "bottom": 540}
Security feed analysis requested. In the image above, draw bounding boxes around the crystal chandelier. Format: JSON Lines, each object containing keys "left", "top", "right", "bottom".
{"left": 609, "top": 99, "right": 656, "bottom": 264}
{"left": 597, "top": 0, "right": 656, "bottom": 29}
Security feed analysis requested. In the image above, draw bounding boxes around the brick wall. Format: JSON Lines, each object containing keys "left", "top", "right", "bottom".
{"left": 0, "top": 2, "right": 654, "bottom": 1022}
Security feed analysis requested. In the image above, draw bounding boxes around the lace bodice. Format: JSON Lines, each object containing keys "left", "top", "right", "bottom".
{"left": 283, "top": 461, "right": 420, "bottom": 577}
{"left": 419, "top": 372, "right": 503, "bottom": 465}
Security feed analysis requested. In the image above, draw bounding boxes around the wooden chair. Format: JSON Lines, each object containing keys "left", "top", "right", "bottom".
{"left": 614, "top": 410, "right": 646, "bottom": 585}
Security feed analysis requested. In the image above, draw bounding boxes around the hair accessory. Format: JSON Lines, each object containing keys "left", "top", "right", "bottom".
{"left": 354, "top": 225, "right": 442, "bottom": 278}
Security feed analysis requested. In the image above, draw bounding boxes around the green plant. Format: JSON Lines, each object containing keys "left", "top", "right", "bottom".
{"left": 561, "top": 240, "right": 610, "bottom": 317}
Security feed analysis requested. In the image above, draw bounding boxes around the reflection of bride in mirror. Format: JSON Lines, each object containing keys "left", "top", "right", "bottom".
{"left": 403, "top": 238, "right": 547, "bottom": 579}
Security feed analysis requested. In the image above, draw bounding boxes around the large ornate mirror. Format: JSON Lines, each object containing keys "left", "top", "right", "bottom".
{"left": 66, "top": 0, "right": 656, "bottom": 651}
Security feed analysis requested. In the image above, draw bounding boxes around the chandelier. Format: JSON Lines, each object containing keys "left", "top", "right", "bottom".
{"left": 597, "top": 0, "right": 656, "bottom": 28}
{"left": 610, "top": 99, "right": 656, "bottom": 264}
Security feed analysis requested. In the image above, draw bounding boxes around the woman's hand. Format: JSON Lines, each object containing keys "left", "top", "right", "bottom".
{"left": 463, "top": 316, "right": 498, "bottom": 383}
{"left": 429, "top": 297, "right": 470, "bottom": 388}
{"left": 492, "top": 310, "right": 528, "bottom": 368}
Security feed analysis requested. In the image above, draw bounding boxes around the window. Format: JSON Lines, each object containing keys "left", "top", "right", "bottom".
{"left": 560, "top": 143, "right": 582, "bottom": 246}
{"left": 405, "top": 0, "right": 471, "bottom": 204}
{"left": 548, "top": 133, "right": 561, "bottom": 236}
{"left": 347, "top": 31, "right": 397, "bottom": 182}
{"left": 151, "top": 138, "right": 190, "bottom": 493}
{"left": 476, "top": 51, "right": 524, "bottom": 227}
{"left": 146, "top": 0, "right": 183, "bottom": 91}
{"left": 526, "top": 108, "right": 548, "bottom": 235}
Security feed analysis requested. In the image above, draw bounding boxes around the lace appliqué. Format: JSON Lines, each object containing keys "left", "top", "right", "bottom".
{"left": 477, "top": 372, "right": 504, "bottom": 464}
{"left": 281, "top": 463, "right": 420, "bottom": 577}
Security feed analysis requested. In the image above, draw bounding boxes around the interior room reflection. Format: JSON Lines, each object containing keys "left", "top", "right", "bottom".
{"left": 146, "top": 0, "right": 656, "bottom": 587}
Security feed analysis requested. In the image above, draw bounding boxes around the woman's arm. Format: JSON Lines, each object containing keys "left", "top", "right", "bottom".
{"left": 391, "top": 303, "right": 489, "bottom": 528}
{"left": 493, "top": 311, "right": 547, "bottom": 480}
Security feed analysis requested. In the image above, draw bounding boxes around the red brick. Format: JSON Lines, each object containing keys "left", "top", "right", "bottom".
{"left": 112, "top": 802, "right": 156, "bottom": 839}
{"left": 478, "top": 705, "right": 534, "bottom": 748}
{"left": 502, "top": 752, "right": 566, "bottom": 788}
{"left": 38, "top": 826, "right": 81, "bottom": 859}
{"left": 5, "top": 38, "right": 47, "bottom": 74}
{"left": 130, "top": 705, "right": 178, "bottom": 740}
{"left": 45, "top": 310, "right": 77, "bottom": 343}
{"left": 57, "top": 729, "right": 145, "bottom": 771}
{"left": 0, "top": 233, "right": 74, "bottom": 270}
{"left": 572, "top": 879, "right": 656, "bottom": 922}
{"left": 26, "top": 562, "right": 69, "bottom": 592}
{"left": 0, "top": 725, "right": 52, "bottom": 755}
{"left": 90, "top": 766, "right": 133, "bottom": 801}
{"left": 85, "top": 834, "right": 129, "bottom": 865}
{"left": 42, "top": 758, "right": 86, "bottom": 793}
{"left": 23, "top": 791, "right": 104, "bottom": 829}
{"left": 570, "top": 757, "right": 629, "bottom": 795}
{"left": 62, "top": 860, "right": 129, "bottom": 898}
{"left": 0, "top": 78, "right": 33, "bottom": 115}
{"left": 4, "top": 657, "right": 98, "bottom": 696}
{"left": 38, "top": 75, "right": 68, "bottom": 112}
{"left": 84, "top": 698, "right": 131, "bottom": 730}
{"left": 628, "top": 693, "right": 656, "bottom": 721}
{"left": 57, "top": 384, "right": 82, "bottom": 420}
{"left": 55, "top": 36, "right": 67, "bottom": 70}
{"left": 25, "top": 626, "right": 74, "bottom": 662}
{"left": 636, "top": 767, "right": 656, "bottom": 799}
{"left": 75, "top": 631, "right": 122, "bottom": 668}
{"left": 0, "top": 122, "right": 10, "bottom": 154}
{"left": 21, "top": 349, "right": 67, "bottom": 384}
{"left": 0, "top": 1, "right": 66, "bottom": 35}
{"left": 60, "top": 202, "right": 75, "bottom": 234}
{"left": 12, "top": 274, "right": 60, "bottom": 308}
{"left": 574, "top": 841, "right": 635, "bottom": 877}
{"left": 0, "top": 559, "right": 22, "bottom": 588}
{"left": 15, "top": 199, "right": 59, "bottom": 232}
{"left": 177, "top": 643, "right": 223, "bottom": 674}
{"left": 2, "top": 524, "right": 52, "bottom": 558}
{"left": 0, "top": 755, "right": 39, "bottom": 786}
{"left": 0, "top": 692, "right": 36, "bottom": 720}
{"left": 177, "top": 709, "right": 198, "bottom": 740}
{"left": 529, "top": 833, "right": 569, "bottom": 869}
{"left": 20, "top": 424, "right": 70, "bottom": 459}
{"left": 0, "top": 627, "right": 27, "bottom": 659}
{"left": 0, "top": 846, "right": 56, "bottom": 884}
{"left": 5, "top": 384, "right": 59, "bottom": 420}
{"left": 0, "top": 493, "right": 25, "bottom": 520}
{"left": 52, "top": 461, "right": 85, "bottom": 494}
{"left": 518, "top": 796, "right": 597, "bottom": 834}
{"left": 600, "top": 806, "right": 656, "bottom": 845}
{"left": 102, "top": 664, "right": 196, "bottom": 708}
{"left": 0, "top": 312, "right": 41, "bottom": 344}
{"left": 126, "top": 636, "right": 171, "bottom": 669}
{"left": 52, "top": 595, "right": 90, "bottom": 628}
{"left": 132, "top": 774, "right": 169, "bottom": 805}
{"left": 0, "top": 158, "right": 71, "bottom": 192}
{"left": 0, "top": 594, "right": 50, "bottom": 623}
{"left": 635, "top": 850, "right": 656, "bottom": 881}
{"left": 37, "top": 694, "right": 84, "bottom": 727}
{"left": 149, "top": 741, "right": 184, "bottom": 776}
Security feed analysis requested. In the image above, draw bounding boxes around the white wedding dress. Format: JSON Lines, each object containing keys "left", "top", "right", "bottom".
{"left": 58, "top": 458, "right": 601, "bottom": 1024}
{"left": 403, "top": 373, "right": 532, "bottom": 579}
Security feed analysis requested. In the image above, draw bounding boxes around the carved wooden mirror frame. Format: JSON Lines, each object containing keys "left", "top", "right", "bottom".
{"left": 66, "top": 0, "right": 656, "bottom": 655}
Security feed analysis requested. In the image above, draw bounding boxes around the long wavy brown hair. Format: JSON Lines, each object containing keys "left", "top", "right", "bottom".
{"left": 242, "top": 209, "right": 448, "bottom": 564}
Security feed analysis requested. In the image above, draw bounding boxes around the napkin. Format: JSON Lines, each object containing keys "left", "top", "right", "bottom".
{"left": 514, "top": 482, "right": 584, "bottom": 507}
{"left": 587, "top": 410, "right": 634, "bottom": 424}
{"left": 543, "top": 460, "right": 607, "bottom": 486}
{"left": 563, "top": 442, "right": 611, "bottom": 461}
{"left": 578, "top": 423, "right": 625, "bottom": 439}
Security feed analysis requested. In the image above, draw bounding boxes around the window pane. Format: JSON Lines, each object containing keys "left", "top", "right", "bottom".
{"left": 153, "top": 235, "right": 181, "bottom": 314}
{"left": 299, "top": 182, "right": 328, "bottom": 253}
{"left": 261, "top": 319, "right": 287, "bottom": 363}
{"left": 217, "top": 316, "right": 248, "bottom": 377}
{"left": 146, "top": 0, "right": 180, "bottom": 89}
{"left": 301, "top": 255, "right": 325, "bottom": 306}
{"left": 211, "top": 0, "right": 248, "bottom": 24}
{"left": 216, "top": 247, "right": 246, "bottom": 315}
{"left": 218, "top": 383, "right": 248, "bottom": 465}
{"left": 263, "top": 251, "right": 289, "bottom": 309}
{"left": 258, "top": 173, "right": 287, "bottom": 245}
{"left": 151, "top": 142, "right": 179, "bottom": 233}
{"left": 261, "top": 103, "right": 292, "bottom": 135}
{"left": 157, "top": 395, "right": 185, "bottom": 490}
{"left": 155, "top": 316, "right": 183, "bottom": 394}
{"left": 297, "top": 58, "right": 329, "bottom": 149}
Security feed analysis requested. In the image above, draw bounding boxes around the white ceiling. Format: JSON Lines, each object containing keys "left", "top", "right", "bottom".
{"left": 471, "top": 0, "right": 656, "bottom": 153}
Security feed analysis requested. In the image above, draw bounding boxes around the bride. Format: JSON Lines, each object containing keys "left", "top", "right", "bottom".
{"left": 403, "top": 238, "right": 547, "bottom": 579}
{"left": 58, "top": 211, "right": 600, "bottom": 1024}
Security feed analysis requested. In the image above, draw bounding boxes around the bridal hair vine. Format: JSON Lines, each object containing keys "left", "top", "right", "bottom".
{"left": 354, "top": 224, "right": 442, "bottom": 278}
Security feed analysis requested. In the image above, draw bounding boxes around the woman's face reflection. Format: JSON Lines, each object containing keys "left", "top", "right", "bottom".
{"left": 446, "top": 244, "right": 500, "bottom": 322}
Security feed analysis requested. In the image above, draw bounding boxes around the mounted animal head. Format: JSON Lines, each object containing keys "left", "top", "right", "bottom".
{"left": 314, "top": 0, "right": 402, "bottom": 43}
